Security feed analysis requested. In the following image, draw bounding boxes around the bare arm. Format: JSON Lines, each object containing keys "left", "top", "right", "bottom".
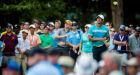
{"left": 16, "top": 47, "right": 22, "bottom": 54}
{"left": 89, "top": 35, "right": 106, "bottom": 41}
{"left": 55, "top": 35, "right": 67, "bottom": 39}
{"left": 113, "top": 40, "right": 127, "bottom": 46}
{"left": 67, "top": 42, "right": 73, "bottom": 47}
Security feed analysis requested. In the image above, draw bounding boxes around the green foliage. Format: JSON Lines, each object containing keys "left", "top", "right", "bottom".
{"left": 0, "top": 0, "right": 65, "bottom": 23}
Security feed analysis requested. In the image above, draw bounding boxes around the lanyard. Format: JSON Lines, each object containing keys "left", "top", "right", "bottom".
{"left": 119, "top": 35, "right": 124, "bottom": 42}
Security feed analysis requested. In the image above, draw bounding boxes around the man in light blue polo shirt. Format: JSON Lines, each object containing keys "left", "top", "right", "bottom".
{"left": 66, "top": 22, "right": 82, "bottom": 61}
{"left": 89, "top": 14, "right": 109, "bottom": 61}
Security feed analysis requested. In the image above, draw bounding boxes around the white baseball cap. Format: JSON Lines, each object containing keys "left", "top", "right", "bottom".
{"left": 24, "top": 22, "right": 30, "bottom": 25}
{"left": 58, "top": 56, "right": 74, "bottom": 68}
{"left": 127, "top": 57, "right": 138, "bottom": 66}
{"left": 85, "top": 24, "right": 92, "bottom": 28}
{"left": 48, "top": 22, "right": 54, "bottom": 26}
{"left": 75, "top": 54, "right": 98, "bottom": 75}
{"left": 97, "top": 14, "right": 104, "bottom": 20}
{"left": 22, "top": 29, "right": 29, "bottom": 34}
{"left": 29, "top": 24, "right": 36, "bottom": 28}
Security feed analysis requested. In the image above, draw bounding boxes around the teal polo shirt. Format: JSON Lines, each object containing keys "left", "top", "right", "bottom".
{"left": 40, "top": 34, "right": 53, "bottom": 48}
{"left": 81, "top": 33, "right": 93, "bottom": 53}
{"left": 88, "top": 24, "right": 109, "bottom": 47}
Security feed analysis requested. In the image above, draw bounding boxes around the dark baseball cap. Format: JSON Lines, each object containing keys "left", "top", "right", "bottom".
{"left": 47, "top": 48, "right": 61, "bottom": 55}
{"left": 6, "top": 23, "right": 13, "bottom": 29}
{"left": 72, "top": 21, "right": 78, "bottom": 26}
{"left": 119, "top": 25, "right": 125, "bottom": 31}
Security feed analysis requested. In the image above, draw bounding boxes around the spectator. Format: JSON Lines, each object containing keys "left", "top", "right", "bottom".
{"left": 55, "top": 20, "right": 72, "bottom": 47}
{"left": 18, "top": 22, "right": 26, "bottom": 38}
{"left": 40, "top": 26, "right": 53, "bottom": 49}
{"left": 102, "top": 51, "right": 124, "bottom": 75}
{"left": 79, "top": 24, "right": 93, "bottom": 56}
{"left": 16, "top": 29, "right": 30, "bottom": 57}
{"left": 75, "top": 54, "right": 98, "bottom": 75}
{"left": 47, "top": 48, "right": 64, "bottom": 75}
{"left": 98, "top": 60, "right": 108, "bottom": 75}
{"left": 105, "top": 22, "right": 113, "bottom": 30}
{"left": 66, "top": 21, "right": 82, "bottom": 61}
{"left": 108, "top": 28, "right": 116, "bottom": 51}
{"left": 32, "top": 19, "right": 42, "bottom": 34}
{"left": 58, "top": 56, "right": 75, "bottom": 75}
{"left": 16, "top": 29, "right": 30, "bottom": 75}
{"left": 26, "top": 47, "right": 47, "bottom": 69}
{"left": 48, "top": 22, "right": 55, "bottom": 36}
{"left": 2, "top": 59, "right": 20, "bottom": 75}
{"left": 65, "top": 20, "right": 73, "bottom": 31}
{"left": 135, "top": 50, "right": 140, "bottom": 75}
{"left": 129, "top": 24, "right": 135, "bottom": 35}
{"left": 113, "top": 25, "right": 129, "bottom": 54}
{"left": 129, "top": 27, "right": 140, "bottom": 55}
{"left": 1, "top": 23, "right": 15, "bottom": 36}
{"left": 19, "top": 22, "right": 25, "bottom": 30}
{"left": 0, "top": 24, "right": 18, "bottom": 61}
{"left": 26, "top": 61, "right": 61, "bottom": 75}
{"left": 127, "top": 57, "right": 138, "bottom": 75}
{"left": 24, "top": 22, "right": 30, "bottom": 30}
{"left": 28, "top": 24, "right": 41, "bottom": 49}
{"left": 26, "top": 48, "right": 61, "bottom": 75}
{"left": 38, "top": 21, "right": 46, "bottom": 35}
{"left": 89, "top": 14, "right": 109, "bottom": 61}
{"left": 53, "top": 20, "right": 62, "bottom": 47}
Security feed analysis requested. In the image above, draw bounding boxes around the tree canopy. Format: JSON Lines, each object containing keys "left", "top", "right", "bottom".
{"left": 0, "top": 0, "right": 65, "bottom": 26}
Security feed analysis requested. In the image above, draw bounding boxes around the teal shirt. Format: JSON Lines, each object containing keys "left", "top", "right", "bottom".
{"left": 88, "top": 24, "right": 109, "bottom": 47}
{"left": 81, "top": 33, "right": 93, "bottom": 53}
{"left": 40, "top": 34, "right": 53, "bottom": 48}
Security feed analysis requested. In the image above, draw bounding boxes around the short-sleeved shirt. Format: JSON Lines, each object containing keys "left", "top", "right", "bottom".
{"left": 28, "top": 34, "right": 41, "bottom": 48}
{"left": 81, "top": 33, "right": 93, "bottom": 53}
{"left": 129, "top": 34, "right": 140, "bottom": 53}
{"left": 88, "top": 24, "right": 109, "bottom": 47}
{"left": 49, "top": 31, "right": 56, "bottom": 48}
{"left": 40, "top": 34, "right": 53, "bottom": 48}
{"left": 16, "top": 38, "right": 30, "bottom": 53}
{"left": 113, "top": 33, "right": 128, "bottom": 51}
{"left": 57, "top": 28, "right": 70, "bottom": 43}
{"left": 66, "top": 31, "right": 82, "bottom": 46}
{"left": 0, "top": 32, "right": 18, "bottom": 56}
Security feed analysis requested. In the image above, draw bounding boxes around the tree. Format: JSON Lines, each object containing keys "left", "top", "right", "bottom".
{"left": 111, "top": 0, "right": 123, "bottom": 31}
{"left": 0, "top": 0, "right": 65, "bottom": 26}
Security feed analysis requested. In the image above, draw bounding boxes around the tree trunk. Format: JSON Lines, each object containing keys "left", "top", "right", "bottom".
{"left": 111, "top": 0, "right": 123, "bottom": 31}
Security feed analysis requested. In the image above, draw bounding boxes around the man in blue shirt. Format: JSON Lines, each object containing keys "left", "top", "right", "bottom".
{"left": 66, "top": 22, "right": 82, "bottom": 61}
{"left": 89, "top": 14, "right": 109, "bottom": 61}
{"left": 113, "top": 25, "right": 129, "bottom": 54}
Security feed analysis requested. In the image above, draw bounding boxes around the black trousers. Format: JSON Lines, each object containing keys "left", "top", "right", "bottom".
{"left": 93, "top": 44, "right": 107, "bottom": 62}
{"left": 69, "top": 48, "right": 79, "bottom": 62}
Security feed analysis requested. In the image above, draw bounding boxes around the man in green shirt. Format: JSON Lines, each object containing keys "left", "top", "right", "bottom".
{"left": 40, "top": 26, "right": 53, "bottom": 49}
